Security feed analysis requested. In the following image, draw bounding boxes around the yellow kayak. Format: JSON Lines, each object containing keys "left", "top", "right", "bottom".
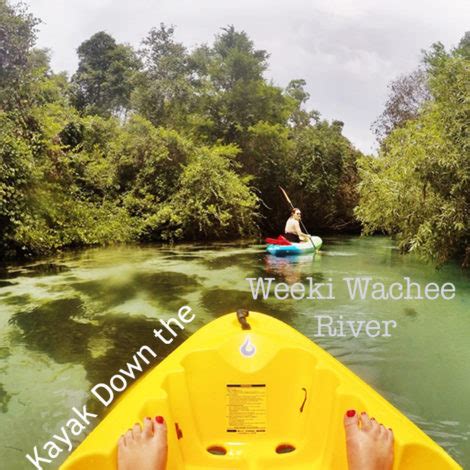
{"left": 62, "top": 311, "right": 461, "bottom": 469}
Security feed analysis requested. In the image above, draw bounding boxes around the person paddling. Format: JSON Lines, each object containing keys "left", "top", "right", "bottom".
{"left": 284, "top": 208, "right": 310, "bottom": 243}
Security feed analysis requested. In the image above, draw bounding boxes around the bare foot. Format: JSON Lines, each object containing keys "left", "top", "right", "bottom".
{"left": 344, "top": 410, "right": 394, "bottom": 470}
{"left": 118, "top": 416, "right": 167, "bottom": 470}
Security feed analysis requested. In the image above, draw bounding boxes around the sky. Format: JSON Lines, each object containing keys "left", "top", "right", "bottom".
{"left": 25, "top": 0, "right": 469, "bottom": 154}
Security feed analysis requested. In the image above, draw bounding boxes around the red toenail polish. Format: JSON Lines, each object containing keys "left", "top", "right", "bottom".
{"left": 346, "top": 410, "right": 356, "bottom": 417}
{"left": 155, "top": 416, "right": 164, "bottom": 424}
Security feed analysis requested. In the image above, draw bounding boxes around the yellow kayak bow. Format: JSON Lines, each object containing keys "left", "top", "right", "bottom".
{"left": 62, "top": 310, "right": 461, "bottom": 469}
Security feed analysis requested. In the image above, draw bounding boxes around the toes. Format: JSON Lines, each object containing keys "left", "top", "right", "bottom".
{"left": 117, "top": 434, "right": 127, "bottom": 464}
{"left": 132, "top": 422, "right": 142, "bottom": 439}
{"left": 379, "top": 423, "right": 387, "bottom": 437}
{"left": 343, "top": 410, "right": 360, "bottom": 439}
{"left": 360, "top": 411, "right": 372, "bottom": 431}
{"left": 143, "top": 416, "right": 153, "bottom": 437}
{"left": 118, "top": 435, "right": 126, "bottom": 448}
{"left": 154, "top": 416, "right": 168, "bottom": 446}
{"left": 369, "top": 417, "right": 380, "bottom": 435}
{"left": 124, "top": 429, "right": 133, "bottom": 445}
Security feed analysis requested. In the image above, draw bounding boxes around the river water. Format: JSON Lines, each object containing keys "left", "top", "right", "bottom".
{"left": 0, "top": 236, "right": 469, "bottom": 468}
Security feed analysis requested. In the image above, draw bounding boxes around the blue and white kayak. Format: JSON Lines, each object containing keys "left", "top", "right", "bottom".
{"left": 266, "top": 236, "right": 323, "bottom": 256}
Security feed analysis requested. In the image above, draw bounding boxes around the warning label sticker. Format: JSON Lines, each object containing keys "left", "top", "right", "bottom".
{"left": 226, "top": 384, "right": 267, "bottom": 433}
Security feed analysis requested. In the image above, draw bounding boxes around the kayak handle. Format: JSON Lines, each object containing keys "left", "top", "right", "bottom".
{"left": 236, "top": 309, "right": 251, "bottom": 330}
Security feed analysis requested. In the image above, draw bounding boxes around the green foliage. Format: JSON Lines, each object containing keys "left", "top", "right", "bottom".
{"left": 111, "top": 115, "right": 191, "bottom": 220}
{"left": 371, "top": 69, "right": 430, "bottom": 142}
{"left": 240, "top": 122, "right": 291, "bottom": 230}
{"left": 285, "top": 79, "right": 320, "bottom": 128}
{"left": 456, "top": 31, "right": 470, "bottom": 59}
{"left": 14, "top": 189, "right": 136, "bottom": 255}
{"left": 357, "top": 38, "right": 470, "bottom": 266}
{"left": 287, "top": 120, "right": 360, "bottom": 230}
{"left": 148, "top": 145, "right": 258, "bottom": 240}
{"left": 0, "top": 111, "right": 136, "bottom": 258}
{"left": 0, "top": 113, "right": 37, "bottom": 255}
{"left": 211, "top": 25, "right": 268, "bottom": 85}
{"left": 71, "top": 31, "right": 140, "bottom": 116}
{"left": 0, "top": 0, "right": 40, "bottom": 109}
{"left": 0, "top": 3, "right": 361, "bottom": 260}
{"left": 132, "top": 24, "right": 196, "bottom": 129}
{"left": 190, "top": 26, "right": 290, "bottom": 143}
{"left": 64, "top": 116, "right": 120, "bottom": 198}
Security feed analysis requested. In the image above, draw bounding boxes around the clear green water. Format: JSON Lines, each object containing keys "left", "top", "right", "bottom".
{"left": 0, "top": 236, "right": 469, "bottom": 469}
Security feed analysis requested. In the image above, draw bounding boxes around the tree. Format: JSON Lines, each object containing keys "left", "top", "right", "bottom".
{"left": 456, "top": 31, "right": 470, "bottom": 58}
{"left": 372, "top": 69, "right": 431, "bottom": 142}
{"left": 190, "top": 26, "right": 290, "bottom": 143}
{"left": 285, "top": 79, "right": 320, "bottom": 128}
{"left": 132, "top": 24, "right": 196, "bottom": 129}
{"left": 71, "top": 32, "right": 140, "bottom": 117}
{"left": 1, "top": 8, "right": 366, "bottom": 258}
{"left": 0, "top": 112, "right": 37, "bottom": 256}
{"left": 240, "top": 122, "right": 292, "bottom": 231}
{"left": 210, "top": 25, "right": 268, "bottom": 88}
{"left": 358, "top": 36, "right": 470, "bottom": 266}
{"left": 111, "top": 115, "right": 190, "bottom": 201}
{"left": 0, "top": 0, "right": 40, "bottom": 112}
{"left": 288, "top": 120, "right": 359, "bottom": 230}
{"left": 149, "top": 145, "right": 259, "bottom": 240}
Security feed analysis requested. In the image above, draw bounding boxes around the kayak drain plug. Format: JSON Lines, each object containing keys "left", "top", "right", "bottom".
{"left": 236, "top": 309, "right": 251, "bottom": 330}
{"left": 276, "top": 444, "right": 296, "bottom": 454}
{"left": 207, "top": 445, "right": 227, "bottom": 455}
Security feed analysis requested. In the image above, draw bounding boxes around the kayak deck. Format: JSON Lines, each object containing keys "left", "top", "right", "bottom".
{"left": 61, "top": 311, "right": 461, "bottom": 469}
